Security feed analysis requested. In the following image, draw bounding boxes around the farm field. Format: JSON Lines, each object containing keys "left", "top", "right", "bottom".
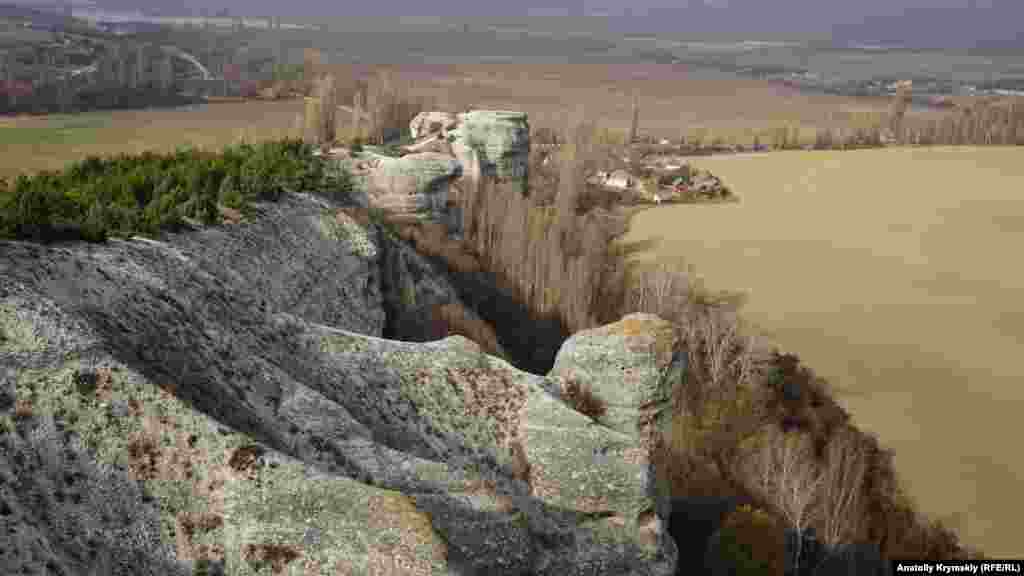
{"left": 365, "top": 62, "right": 942, "bottom": 140}
{"left": 0, "top": 62, "right": 946, "bottom": 180}
{"left": 0, "top": 99, "right": 306, "bottom": 180}
{"left": 621, "top": 146, "right": 1024, "bottom": 557}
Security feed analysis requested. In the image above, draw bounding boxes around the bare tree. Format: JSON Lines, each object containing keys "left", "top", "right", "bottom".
{"left": 317, "top": 74, "right": 337, "bottom": 145}
{"left": 670, "top": 302, "right": 766, "bottom": 486}
{"left": 815, "top": 425, "right": 869, "bottom": 549}
{"left": 814, "top": 128, "right": 835, "bottom": 150}
{"left": 351, "top": 89, "right": 363, "bottom": 144}
{"left": 556, "top": 107, "right": 584, "bottom": 256}
{"left": 629, "top": 94, "right": 640, "bottom": 144}
{"left": 686, "top": 310, "right": 750, "bottom": 391}
{"left": 625, "top": 261, "right": 694, "bottom": 321}
{"left": 303, "top": 74, "right": 337, "bottom": 146}
{"left": 302, "top": 48, "right": 321, "bottom": 91}
{"left": 888, "top": 81, "right": 912, "bottom": 142}
{"left": 741, "top": 426, "right": 825, "bottom": 575}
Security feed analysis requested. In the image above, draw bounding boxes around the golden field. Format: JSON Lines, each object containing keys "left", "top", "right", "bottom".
{"left": 361, "top": 63, "right": 941, "bottom": 140}
{"left": 621, "top": 146, "right": 1024, "bottom": 556}
{"left": 0, "top": 100, "right": 308, "bottom": 180}
{"left": 0, "top": 63, "right": 945, "bottom": 180}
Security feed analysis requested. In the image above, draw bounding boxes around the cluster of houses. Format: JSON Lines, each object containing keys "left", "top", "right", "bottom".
{"left": 590, "top": 164, "right": 730, "bottom": 204}
{"left": 534, "top": 138, "right": 735, "bottom": 205}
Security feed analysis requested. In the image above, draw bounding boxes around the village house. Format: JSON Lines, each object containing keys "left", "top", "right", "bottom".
{"left": 604, "top": 169, "right": 634, "bottom": 189}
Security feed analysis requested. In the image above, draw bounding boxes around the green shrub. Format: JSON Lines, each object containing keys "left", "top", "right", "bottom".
{"left": 0, "top": 139, "right": 353, "bottom": 243}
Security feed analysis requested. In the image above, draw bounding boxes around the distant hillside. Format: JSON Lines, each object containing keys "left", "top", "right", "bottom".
{"left": 0, "top": 3, "right": 102, "bottom": 34}
{"left": 0, "top": 3, "right": 73, "bottom": 24}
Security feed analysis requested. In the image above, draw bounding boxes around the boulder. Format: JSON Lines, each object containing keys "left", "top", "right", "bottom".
{"left": 410, "top": 111, "right": 459, "bottom": 140}
{"left": 452, "top": 139, "right": 483, "bottom": 185}
{"left": 0, "top": 191, "right": 679, "bottom": 575}
{"left": 365, "top": 151, "right": 461, "bottom": 219}
{"left": 549, "top": 314, "right": 676, "bottom": 437}
{"left": 450, "top": 110, "right": 530, "bottom": 183}
{"left": 404, "top": 134, "right": 455, "bottom": 155}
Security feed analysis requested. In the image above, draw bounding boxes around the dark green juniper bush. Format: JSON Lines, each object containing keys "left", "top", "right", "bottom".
{"left": 0, "top": 139, "right": 353, "bottom": 244}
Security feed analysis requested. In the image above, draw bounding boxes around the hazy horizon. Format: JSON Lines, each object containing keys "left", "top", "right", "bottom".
{"left": 42, "top": 0, "right": 1020, "bottom": 50}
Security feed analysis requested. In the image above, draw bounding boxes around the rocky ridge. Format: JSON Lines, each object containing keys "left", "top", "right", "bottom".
{"left": 0, "top": 190, "right": 680, "bottom": 575}
{"left": 319, "top": 109, "right": 531, "bottom": 226}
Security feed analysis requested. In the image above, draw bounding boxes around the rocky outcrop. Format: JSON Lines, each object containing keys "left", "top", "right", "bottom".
{"left": 0, "top": 192, "right": 679, "bottom": 575}
{"left": 364, "top": 151, "right": 461, "bottom": 218}
{"left": 337, "top": 150, "right": 461, "bottom": 220}
{"left": 407, "top": 110, "right": 530, "bottom": 185}
{"left": 409, "top": 111, "right": 459, "bottom": 140}
{"left": 321, "top": 109, "right": 529, "bottom": 231}
{"left": 375, "top": 223, "right": 503, "bottom": 356}
{"left": 450, "top": 110, "right": 530, "bottom": 183}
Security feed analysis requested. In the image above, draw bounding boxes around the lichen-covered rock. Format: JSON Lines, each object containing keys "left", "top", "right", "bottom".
{"left": 405, "top": 134, "right": 455, "bottom": 156}
{"left": 451, "top": 110, "right": 530, "bottom": 183}
{"left": 165, "top": 193, "right": 385, "bottom": 335}
{"left": 549, "top": 314, "right": 677, "bottom": 437}
{"left": 410, "top": 111, "right": 459, "bottom": 140}
{"left": 0, "top": 191, "right": 677, "bottom": 575}
{"left": 365, "top": 151, "right": 461, "bottom": 218}
{"left": 330, "top": 209, "right": 378, "bottom": 259}
{"left": 452, "top": 139, "right": 483, "bottom": 184}
{"left": 0, "top": 407, "right": 191, "bottom": 576}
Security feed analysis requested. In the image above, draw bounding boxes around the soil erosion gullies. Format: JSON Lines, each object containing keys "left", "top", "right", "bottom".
{"left": 621, "top": 146, "right": 1024, "bottom": 557}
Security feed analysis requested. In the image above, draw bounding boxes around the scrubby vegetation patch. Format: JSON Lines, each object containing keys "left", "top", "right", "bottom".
{"left": 0, "top": 138, "right": 353, "bottom": 244}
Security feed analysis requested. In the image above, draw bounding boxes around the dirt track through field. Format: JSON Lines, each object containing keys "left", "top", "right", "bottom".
{"left": 622, "top": 146, "right": 1024, "bottom": 556}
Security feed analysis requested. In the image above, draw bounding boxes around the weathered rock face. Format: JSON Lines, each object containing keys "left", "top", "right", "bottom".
{"left": 405, "top": 135, "right": 455, "bottom": 156}
{"left": 451, "top": 110, "right": 530, "bottom": 183}
{"left": 0, "top": 192, "right": 678, "bottom": 575}
{"left": 409, "top": 111, "right": 459, "bottom": 140}
{"left": 376, "top": 226, "right": 502, "bottom": 355}
{"left": 349, "top": 151, "right": 461, "bottom": 219}
{"left": 549, "top": 314, "right": 676, "bottom": 437}
{"left": 324, "top": 110, "right": 531, "bottom": 231}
